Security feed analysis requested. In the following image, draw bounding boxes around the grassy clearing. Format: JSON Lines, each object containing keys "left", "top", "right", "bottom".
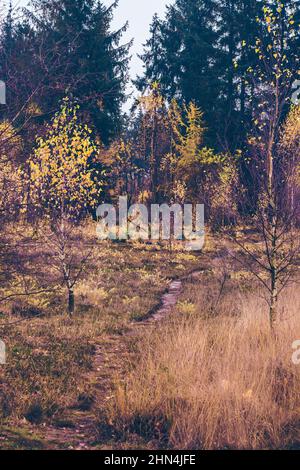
{"left": 110, "top": 273, "right": 300, "bottom": 450}
{"left": 0, "top": 221, "right": 201, "bottom": 430}
{"left": 2, "top": 223, "right": 299, "bottom": 450}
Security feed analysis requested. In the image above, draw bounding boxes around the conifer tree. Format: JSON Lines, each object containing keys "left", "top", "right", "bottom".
{"left": 0, "top": 0, "right": 130, "bottom": 144}
{"left": 137, "top": 0, "right": 220, "bottom": 147}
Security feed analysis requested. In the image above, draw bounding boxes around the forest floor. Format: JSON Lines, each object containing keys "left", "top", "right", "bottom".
{"left": 33, "top": 272, "right": 204, "bottom": 450}
{"left": 0, "top": 222, "right": 209, "bottom": 449}
{"left": 0, "top": 224, "right": 299, "bottom": 450}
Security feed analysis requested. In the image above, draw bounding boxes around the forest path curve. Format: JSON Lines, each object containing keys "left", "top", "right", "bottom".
{"left": 42, "top": 267, "right": 206, "bottom": 449}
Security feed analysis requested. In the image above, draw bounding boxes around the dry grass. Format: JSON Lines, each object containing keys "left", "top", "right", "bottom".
{"left": 112, "top": 280, "right": 300, "bottom": 449}
{"left": 2, "top": 221, "right": 299, "bottom": 450}
{"left": 0, "top": 221, "right": 201, "bottom": 427}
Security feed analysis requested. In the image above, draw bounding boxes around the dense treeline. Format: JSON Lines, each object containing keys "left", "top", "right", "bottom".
{"left": 138, "top": 0, "right": 300, "bottom": 152}
{"left": 0, "top": 0, "right": 299, "bottom": 231}
{"left": 1, "top": 0, "right": 300, "bottom": 219}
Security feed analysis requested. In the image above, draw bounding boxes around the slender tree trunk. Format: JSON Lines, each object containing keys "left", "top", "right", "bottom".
{"left": 240, "top": 77, "right": 246, "bottom": 123}
{"left": 68, "top": 288, "right": 75, "bottom": 317}
{"left": 266, "top": 77, "right": 280, "bottom": 330}
{"left": 226, "top": 0, "right": 235, "bottom": 147}
{"left": 269, "top": 209, "right": 278, "bottom": 330}
{"left": 151, "top": 107, "right": 158, "bottom": 203}
{"left": 270, "top": 268, "right": 278, "bottom": 330}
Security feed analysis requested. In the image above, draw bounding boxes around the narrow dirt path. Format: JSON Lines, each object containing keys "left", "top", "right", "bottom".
{"left": 41, "top": 269, "right": 205, "bottom": 449}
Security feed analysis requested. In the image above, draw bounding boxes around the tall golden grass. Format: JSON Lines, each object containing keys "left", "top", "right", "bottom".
{"left": 113, "top": 285, "right": 300, "bottom": 449}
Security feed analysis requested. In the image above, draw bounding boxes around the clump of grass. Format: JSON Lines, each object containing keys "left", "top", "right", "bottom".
{"left": 111, "top": 284, "right": 300, "bottom": 449}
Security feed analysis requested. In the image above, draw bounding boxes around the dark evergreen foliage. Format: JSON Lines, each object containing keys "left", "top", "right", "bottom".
{"left": 137, "top": 0, "right": 300, "bottom": 152}
{"left": 0, "top": 0, "right": 130, "bottom": 144}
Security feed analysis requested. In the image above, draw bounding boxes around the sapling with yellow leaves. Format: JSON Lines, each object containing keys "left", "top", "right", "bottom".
{"left": 29, "top": 98, "right": 103, "bottom": 315}
{"left": 232, "top": 1, "right": 300, "bottom": 330}
{"left": 168, "top": 99, "right": 238, "bottom": 225}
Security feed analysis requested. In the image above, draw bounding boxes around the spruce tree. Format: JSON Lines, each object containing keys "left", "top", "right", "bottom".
{"left": 137, "top": 0, "right": 220, "bottom": 147}
{"left": 29, "top": 0, "right": 131, "bottom": 142}
{"left": 0, "top": 0, "right": 130, "bottom": 144}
